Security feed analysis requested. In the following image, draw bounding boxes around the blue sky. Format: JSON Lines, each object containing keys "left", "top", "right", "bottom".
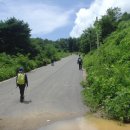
{"left": 0, "top": 0, "right": 130, "bottom": 40}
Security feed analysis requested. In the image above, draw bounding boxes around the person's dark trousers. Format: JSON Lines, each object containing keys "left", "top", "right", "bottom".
{"left": 79, "top": 64, "right": 82, "bottom": 70}
{"left": 18, "top": 85, "right": 26, "bottom": 102}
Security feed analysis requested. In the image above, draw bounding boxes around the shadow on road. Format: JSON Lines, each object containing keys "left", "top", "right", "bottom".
{"left": 23, "top": 100, "right": 32, "bottom": 104}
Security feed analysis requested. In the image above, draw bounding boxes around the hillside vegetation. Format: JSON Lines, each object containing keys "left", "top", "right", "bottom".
{"left": 0, "top": 18, "right": 79, "bottom": 81}
{"left": 82, "top": 20, "right": 130, "bottom": 122}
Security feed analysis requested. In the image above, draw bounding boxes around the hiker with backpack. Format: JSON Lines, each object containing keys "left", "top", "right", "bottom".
{"left": 51, "top": 58, "right": 54, "bottom": 66}
{"left": 16, "top": 67, "right": 28, "bottom": 102}
{"left": 77, "top": 55, "right": 83, "bottom": 70}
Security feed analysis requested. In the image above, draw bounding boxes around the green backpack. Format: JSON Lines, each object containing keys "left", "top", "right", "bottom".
{"left": 17, "top": 73, "right": 25, "bottom": 85}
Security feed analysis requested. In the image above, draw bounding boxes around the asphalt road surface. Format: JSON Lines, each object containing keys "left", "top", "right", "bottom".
{"left": 0, "top": 55, "right": 88, "bottom": 130}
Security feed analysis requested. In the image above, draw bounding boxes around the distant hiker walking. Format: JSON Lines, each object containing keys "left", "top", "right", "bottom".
{"left": 16, "top": 67, "right": 28, "bottom": 102}
{"left": 51, "top": 58, "right": 54, "bottom": 66}
{"left": 77, "top": 55, "right": 83, "bottom": 70}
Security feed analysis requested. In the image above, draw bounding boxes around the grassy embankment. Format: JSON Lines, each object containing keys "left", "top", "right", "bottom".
{"left": 82, "top": 21, "right": 130, "bottom": 122}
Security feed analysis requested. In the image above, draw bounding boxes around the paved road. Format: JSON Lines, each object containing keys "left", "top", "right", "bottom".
{"left": 0, "top": 55, "right": 88, "bottom": 130}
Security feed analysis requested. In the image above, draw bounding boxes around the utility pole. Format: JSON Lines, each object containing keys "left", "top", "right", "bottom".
{"left": 96, "top": 17, "right": 100, "bottom": 49}
{"left": 89, "top": 29, "right": 91, "bottom": 52}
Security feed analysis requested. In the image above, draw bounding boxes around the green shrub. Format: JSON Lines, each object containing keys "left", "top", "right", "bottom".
{"left": 0, "top": 50, "right": 69, "bottom": 81}
{"left": 82, "top": 21, "right": 130, "bottom": 122}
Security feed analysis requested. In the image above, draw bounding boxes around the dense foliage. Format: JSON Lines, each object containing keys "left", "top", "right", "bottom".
{"left": 79, "top": 7, "right": 130, "bottom": 54}
{"left": 0, "top": 17, "right": 32, "bottom": 54}
{"left": 0, "top": 18, "right": 71, "bottom": 81}
{"left": 82, "top": 20, "right": 130, "bottom": 122}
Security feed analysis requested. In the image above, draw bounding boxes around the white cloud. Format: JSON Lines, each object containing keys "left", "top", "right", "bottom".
{"left": 0, "top": 0, "right": 73, "bottom": 37}
{"left": 70, "top": 0, "right": 130, "bottom": 38}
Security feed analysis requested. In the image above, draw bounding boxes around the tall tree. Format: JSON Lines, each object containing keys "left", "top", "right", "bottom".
{"left": 80, "top": 27, "right": 97, "bottom": 53}
{"left": 99, "top": 7, "right": 122, "bottom": 39}
{"left": 120, "top": 12, "right": 130, "bottom": 21}
{"left": 0, "top": 17, "right": 31, "bottom": 54}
